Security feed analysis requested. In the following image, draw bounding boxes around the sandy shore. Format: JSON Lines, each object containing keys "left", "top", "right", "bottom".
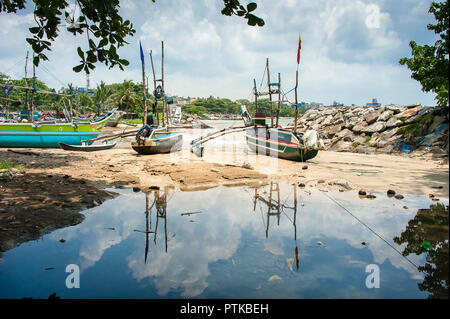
{"left": 0, "top": 127, "right": 448, "bottom": 252}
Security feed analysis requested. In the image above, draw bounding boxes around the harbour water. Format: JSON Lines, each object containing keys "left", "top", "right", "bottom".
{"left": 0, "top": 182, "right": 447, "bottom": 299}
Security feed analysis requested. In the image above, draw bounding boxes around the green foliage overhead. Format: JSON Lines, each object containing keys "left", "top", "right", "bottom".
{"left": 0, "top": 1, "right": 263, "bottom": 74}
{"left": 399, "top": 1, "right": 449, "bottom": 108}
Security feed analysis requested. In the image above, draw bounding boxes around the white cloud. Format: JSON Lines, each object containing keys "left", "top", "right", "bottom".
{"left": 0, "top": 0, "right": 438, "bottom": 105}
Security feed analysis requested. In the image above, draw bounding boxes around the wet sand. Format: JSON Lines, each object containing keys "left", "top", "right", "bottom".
{"left": 0, "top": 127, "right": 448, "bottom": 252}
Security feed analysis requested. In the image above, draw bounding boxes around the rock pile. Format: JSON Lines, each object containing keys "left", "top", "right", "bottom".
{"left": 293, "top": 104, "right": 449, "bottom": 156}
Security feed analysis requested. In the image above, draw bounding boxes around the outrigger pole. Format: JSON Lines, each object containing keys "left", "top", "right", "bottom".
{"left": 190, "top": 124, "right": 265, "bottom": 157}
{"left": 0, "top": 83, "right": 73, "bottom": 98}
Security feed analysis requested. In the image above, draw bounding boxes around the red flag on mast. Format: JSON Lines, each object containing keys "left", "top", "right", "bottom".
{"left": 297, "top": 34, "right": 302, "bottom": 65}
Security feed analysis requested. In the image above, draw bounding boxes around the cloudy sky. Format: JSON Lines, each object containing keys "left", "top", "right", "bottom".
{"left": 0, "top": 0, "right": 441, "bottom": 105}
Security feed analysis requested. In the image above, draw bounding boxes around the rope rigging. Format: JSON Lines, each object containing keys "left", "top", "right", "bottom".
{"left": 319, "top": 190, "right": 420, "bottom": 270}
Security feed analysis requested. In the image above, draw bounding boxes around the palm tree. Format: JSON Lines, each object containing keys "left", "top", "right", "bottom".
{"left": 93, "top": 80, "right": 112, "bottom": 109}
{"left": 76, "top": 93, "right": 94, "bottom": 113}
{"left": 107, "top": 80, "right": 140, "bottom": 112}
{"left": 66, "top": 83, "right": 75, "bottom": 95}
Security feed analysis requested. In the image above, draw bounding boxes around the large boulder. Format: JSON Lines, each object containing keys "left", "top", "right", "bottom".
{"left": 365, "top": 109, "right": 383, "bottom": 125}
{"left": 352, "top": 121, "right": 368, "bottom": 133}
{"left": 321, "top": 115, "right": 334, "bottom": 126}
{"left": 324, "top": 108, "right": 337, "bottom": 116}
{"left": 323, "top": 124, "right": 343, "bottom": 138}
{"left": 397, "top": 106, "right": 422, "bottom": 118}
{"left": 332, "top": 115, "right": 345, "bottom": 125}
{"left": 386, "top": 105, "right": 406, "bottom": 114}
{"left": 345, "top": 116, "right": 363, "bottom": 130}
{"left": 377, "top": 110, "right": 394, "bottom": 122}
{"left": 344, "top": 111, "right": 355, "bottom": 119}
{"left": 362, "top": 121, "right": 387, "bottom": 134}
{"left": 330, "top": 140, "right": 353, "bottom": 152}
{"left": 405, "top": 114, "right": 420, "bottom": 124}
{"left": 359, "top": 107, "right": 375, "bottom": 117}
{"left": 308, "top": 111, "right": 322, "bottom": 121}
{"left": 383, "top": 127, "right": 399, "bottom": 140}
{"left": 385, "top": 116, "right": 402, "bottom": 128}
{"left": 334, "top": 128, "right": 354, "bottom": 141}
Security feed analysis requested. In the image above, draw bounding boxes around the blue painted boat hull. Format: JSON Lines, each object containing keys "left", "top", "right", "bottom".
{"left": 0, "top": 132, "right": 99, "bottom": 148}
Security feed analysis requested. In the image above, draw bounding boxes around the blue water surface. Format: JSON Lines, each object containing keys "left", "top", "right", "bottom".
{"left": 0, "top": 183, "right": 447, "bottom": 299}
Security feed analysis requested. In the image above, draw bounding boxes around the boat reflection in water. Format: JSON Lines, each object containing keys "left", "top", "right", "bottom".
{"left": 252, "top": 182, "right": 300, "bottom": 272}
{"left": 136, "top": 186, "right": 173, "bottom": 264}
{"left": 1, "top": 181, "right": 447, "bottom": 299}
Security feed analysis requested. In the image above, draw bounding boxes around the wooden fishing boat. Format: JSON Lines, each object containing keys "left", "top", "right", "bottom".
{"left": 0, "top": 112, "right": 114, "bottom": 148}
{"left": 131, "top": 126, "right": 183, "bottom": 155}
{"left": 131, "top": 41, "right": 184, "bottom": 155}
{"left": 58, "top": 141, "right": 117, "bottom": 152}
{"left": 105, "top": 111, "right": 123, "bottom": 127}
{"left": 189, "top": 37, "right": 322, "bottom": 162}
{"left": 245, "top": 125, "right": 318, "bottom": 161}
{"left": 242, "top": 38, "right": 322, "bottom": 162}
{"left": 0, "top": 53, "right": 115, "bottom": 148}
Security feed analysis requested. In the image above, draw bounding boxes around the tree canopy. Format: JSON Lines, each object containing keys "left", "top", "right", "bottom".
{"left": 399, "top": 0, "right": 449, "bottom": 108}
{"left": 0, "top": 0, "right": 264, "bottom": 74}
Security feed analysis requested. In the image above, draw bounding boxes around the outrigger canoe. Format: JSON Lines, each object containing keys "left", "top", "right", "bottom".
{"left": 0, "top": 112, "right": 114, "bottom": 148}
{"left": 58, "top": 141, "right": 117, "bottom": 152}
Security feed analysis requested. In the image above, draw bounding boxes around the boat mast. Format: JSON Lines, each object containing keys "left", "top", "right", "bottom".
{"left": 294, "top": 34, "right": 301, "bottom": 133}
{"left": 24, "top": 51, "right": 31, "bottom": 121}
{"left": 275, "top": 72, "right": 281, "bottom": 127}
{"left": 266, "top": 58, "right": 273, "bottom": 127}
{"left": 149, "top": 50, "right": 159, "bottom": 126}
{"left": 140, "top": 42, "right": 147, "bottom": 125}
{"left": 253, "top": 78, "right": 258, "bottom": 113}
{"left": 161, "top": 41, "right": 169, "bottom": 126}
{"left": 294, "top": 70, "right": 299, "bottom": 132}
{"left": 30, "top": 53, "right": 36, "bottom": 122}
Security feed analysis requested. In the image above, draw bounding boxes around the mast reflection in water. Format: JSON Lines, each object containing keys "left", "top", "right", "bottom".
{"left": 0, "top": 183, "right": 447, "bottom": 299}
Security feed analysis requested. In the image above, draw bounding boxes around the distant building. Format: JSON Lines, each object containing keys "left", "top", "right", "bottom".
{"left": 333, "top": 101, "right": 344, "bottom": 107}
{"left": 366, "top": 98, "right": 381, "bottom": 107}
{"left": 76, "top": 87, "right": 94, "bottom": 96}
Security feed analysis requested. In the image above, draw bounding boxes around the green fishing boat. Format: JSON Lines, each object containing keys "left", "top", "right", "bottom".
{"left": 0, "top": 112, "right": 114, "bottom": 148}
{"left": 243, "top": 36, "right": 322, "bottom": 162}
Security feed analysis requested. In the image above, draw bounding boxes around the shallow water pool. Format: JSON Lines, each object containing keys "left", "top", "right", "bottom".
{"left": 0, "top": 182, "right": 448, "bottom": 299}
